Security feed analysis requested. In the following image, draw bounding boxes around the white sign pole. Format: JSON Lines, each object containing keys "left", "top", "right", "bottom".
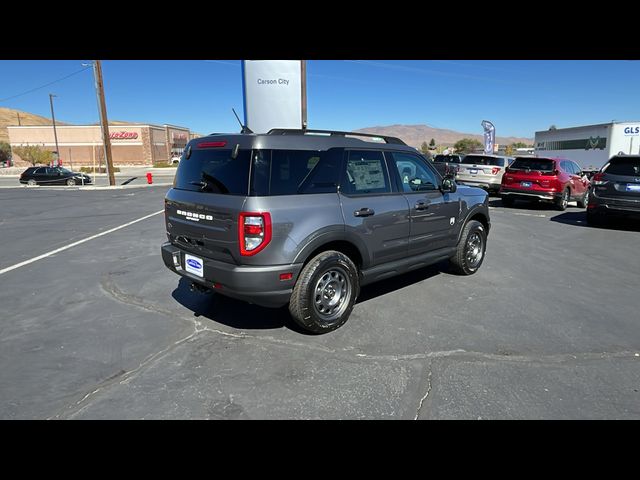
{"left": 242, "top": 60, "right": 306, "bottom": 133}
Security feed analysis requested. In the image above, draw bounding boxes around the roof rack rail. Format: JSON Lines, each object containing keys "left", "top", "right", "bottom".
{"left": 266, "top": 128, "right": 407, "bottom": 145}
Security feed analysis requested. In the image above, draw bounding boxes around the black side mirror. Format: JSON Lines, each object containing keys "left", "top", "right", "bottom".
{"left": 441, "top": 174, "right": 457, "bottom": 193}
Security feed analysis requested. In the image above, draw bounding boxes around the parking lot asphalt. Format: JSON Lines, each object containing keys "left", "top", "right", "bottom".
{"left": 1, "top": 188, "right": 639, "bottom": 419}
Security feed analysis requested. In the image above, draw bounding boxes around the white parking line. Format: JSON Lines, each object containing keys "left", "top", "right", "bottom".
{"left": 0, "top": 210, "right": 164, "bottom": 276}
{"left": 511, "top": 212, "right": 548, "bottom": 218}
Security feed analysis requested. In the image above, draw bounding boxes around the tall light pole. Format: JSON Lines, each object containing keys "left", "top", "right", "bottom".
{"left": 49, "top": 93, "right": 60, "bottom": 166}
{"left": 83, "top": 60, "right": 115, "bottom": 186}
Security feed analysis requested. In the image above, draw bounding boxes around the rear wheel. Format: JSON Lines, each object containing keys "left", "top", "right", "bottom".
{"left": 289, "top": 250, "right": 359, "bottom": 334}
{"left": 450, "top": 220, "right": 487, "bottom": 275}
{"left": 577, "top": 188, "right": 589, "bottom": 208}
{"left": 27, "top": 179, "right": 37, "bottom": 186}
{"left": 555, "top": 188, "right": 569, "bottom": 211}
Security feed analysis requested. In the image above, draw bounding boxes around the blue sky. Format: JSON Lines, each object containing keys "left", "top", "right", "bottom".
{"left": 0, "top": 60, "right": 638, "bottom": 139}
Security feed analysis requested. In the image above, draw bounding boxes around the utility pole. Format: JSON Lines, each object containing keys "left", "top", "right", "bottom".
{"left": 93, "top": 60, "right": 115, "bottom": 186}
{"left": 49, "top": 93, "right": 60, "bottom": 166}
{"left": 17, "top": 112, "right": 21, "bottom": 126}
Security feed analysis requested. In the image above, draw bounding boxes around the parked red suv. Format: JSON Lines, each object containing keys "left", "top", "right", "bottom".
{"left": 500, "top": 157, "right": 590, "bottom": 210}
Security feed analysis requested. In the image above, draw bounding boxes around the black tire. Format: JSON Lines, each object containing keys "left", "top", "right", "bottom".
{"left": 577, "top": 188, "right": 589, "bottom": 209}
{"left": 289, "top": 250, "right": 359, "bottom": 334}
{"left": 27, "top": 179, "right": 37, "bottom": 186}
{"left": 450, "top": 220, "right": 487, "bottom": 275}
{"left": 66, "top": 178, "right": 76, "bottom": 186}
{"left": 555, "top": 188, "right": 569, "bottom": 211}
{"left": 501, "top": 196, "right": 515, "bottom": 207}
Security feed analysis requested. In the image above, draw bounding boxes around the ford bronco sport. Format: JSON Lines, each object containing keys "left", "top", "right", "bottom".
{"left": 161, "top": 129, "right": 491, "bottom": 333}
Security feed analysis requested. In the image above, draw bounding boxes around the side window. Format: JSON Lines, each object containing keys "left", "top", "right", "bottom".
{"left": 563, "top": 161, "right": 575, "bottom": 174}
{"left": 45, "top": 167, "right": 55, "bottom": 175}
{"left": 572, "top": 162, "right": 582, "bottom": 175}
{"left": 390, "top": 152, "right": 439, "bottom": 193}
{"left": 33, "top": 168, "right": 43, "bottom": 175}
{"left": 341, "top": 150, "right": 390, "bottom": 195}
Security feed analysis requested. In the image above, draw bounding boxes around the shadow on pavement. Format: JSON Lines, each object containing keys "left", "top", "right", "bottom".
{"left": 550, "top": 211, "right": 640, "bottom": 232}
{"left": 171, "top": 262, "right": 447, "bottom": 333}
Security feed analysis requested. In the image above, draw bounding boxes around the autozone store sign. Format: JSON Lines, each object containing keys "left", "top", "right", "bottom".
{"left": 109, "top": 131, "right": 139, "bottom": 140}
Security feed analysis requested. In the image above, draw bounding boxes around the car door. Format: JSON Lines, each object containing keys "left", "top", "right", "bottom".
{"left": 388, "top": 151, "right": 460, "bottom": 255}
{"left": 338, "top": 149, "right": 410, "bottom": 267}
{"left": 45, "top": 167, "right": 62, "bottom": 185}
{"left": 571, "top": 161, "right": 589, "bottom": 198}
{"left": 32, "top": 167, "right": 47, "bottom": 184}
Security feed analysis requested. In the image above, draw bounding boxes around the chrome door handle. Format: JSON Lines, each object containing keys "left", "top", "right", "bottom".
{"left": 354, "top": 208, "right": 375, "bottom": 217}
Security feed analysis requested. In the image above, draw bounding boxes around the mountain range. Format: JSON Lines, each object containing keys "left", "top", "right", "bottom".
{"left": 355, "top": 124, "right": 533, "bottom": 149}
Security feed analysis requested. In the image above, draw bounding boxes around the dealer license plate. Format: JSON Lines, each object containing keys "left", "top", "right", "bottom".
{"left": 468, "top": 169, "right": 478, "bottom": 174}
{"left": 521, "top": 181, "right": 532, "bottom": 187}
{"left": 626, "top": 184, "right": 640, "bottom": 192}
{"left": 184, "top": 254, "right": 204, "bottom": 277}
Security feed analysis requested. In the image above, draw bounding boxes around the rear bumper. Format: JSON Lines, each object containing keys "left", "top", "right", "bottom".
{"left": 457, "top": 177, "right": 501, "bottom": 192}
{"left": 161, "top": 242, "right": 302, "bottom": 308}
{"left": 589, "top": 193, "right": 640, "bottom": 216}
{"left": 500, "top": 188, "right": 561, "bottom": 201}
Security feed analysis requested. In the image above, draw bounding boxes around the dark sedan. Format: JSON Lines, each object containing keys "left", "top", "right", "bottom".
{"left": 587, "top": 155, "right": 640, "bottom": 224}
{"left": 20, "top": 166, "right": 92, "bottom": 186}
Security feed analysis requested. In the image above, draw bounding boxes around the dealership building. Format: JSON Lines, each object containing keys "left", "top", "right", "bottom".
{"left": 535, "top": 121, "right": 640, "bottom": 171}
{"left": 7, "top": 123, "right": 198, "bottom": 167}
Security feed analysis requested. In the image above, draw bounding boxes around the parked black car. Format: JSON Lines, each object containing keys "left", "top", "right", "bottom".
{"left": 587, "top": 155, "right": 640, "bottom": 224}
{"left": 19, "top": 166, "right": 92, "bottom": 186}
{"left": 432, "top": 154, "right": 464, "bottom": 177}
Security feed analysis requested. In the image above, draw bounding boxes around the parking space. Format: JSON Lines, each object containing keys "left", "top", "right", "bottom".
{"left": 0, "top": 187, "right": 639, "bottom": 419}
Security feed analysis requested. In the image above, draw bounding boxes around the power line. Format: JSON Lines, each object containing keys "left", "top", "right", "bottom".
{"left": 0, "top": 67, "right": 92, "bottom": 103}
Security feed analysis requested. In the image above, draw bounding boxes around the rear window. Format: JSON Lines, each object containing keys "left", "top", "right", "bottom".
{"left": 463, "top": 155, "right": 506, "bottom": 166}
{"left": 510, "top": 158, "right": 555, "bottom": 172}
{"left": 251, "top": 149, "right": 341, "bottom": 196}
{"left": 433, "top": 155, "right": 462, "bottom": 163}
{"left": 605, "top": 157, "right": 640, "bottom": 176}
{"left": 174, "top": 148, "right": 251, "bottom": 195}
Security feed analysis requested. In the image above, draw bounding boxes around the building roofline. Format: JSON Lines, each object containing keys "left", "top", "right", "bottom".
{"left": 535, "top": 121, "right": 640, "bottom": 134}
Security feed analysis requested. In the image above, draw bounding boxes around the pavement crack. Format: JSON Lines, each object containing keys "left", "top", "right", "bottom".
{"left": 414, "top": 363, "right": 433, "bottom": 420}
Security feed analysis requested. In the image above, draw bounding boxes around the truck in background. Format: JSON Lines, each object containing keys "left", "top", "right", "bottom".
{"left": 534, "top": 121, "right": 640, "bottom": 177}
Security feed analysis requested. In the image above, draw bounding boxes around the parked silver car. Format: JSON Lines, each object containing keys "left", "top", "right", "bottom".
{"left": 455, "top": 154, "right": 514, "bottom": 193}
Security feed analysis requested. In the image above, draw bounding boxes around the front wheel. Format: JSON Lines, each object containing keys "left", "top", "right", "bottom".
{"left": 289, "top": 250, "right": 359, "bottom": 334}
{"left": 450, "top": 220, "right": 487, "bottom": 275}
{"left": 577, "top": 189, "right": 589, "bottom": 208}
{"left": 66, "top": 178, "right": 76, "bottom": 186}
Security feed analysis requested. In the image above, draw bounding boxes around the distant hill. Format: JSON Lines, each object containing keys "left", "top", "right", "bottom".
{"left": 355, "top": 124, "right": 533, "bottom": 149}
{"left": 0, "top": 107, "right": 70, "bottom": 143}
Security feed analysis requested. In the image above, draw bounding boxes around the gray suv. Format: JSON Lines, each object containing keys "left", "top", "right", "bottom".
{"left": 161, "top": 129, "right": 491, "bottom": 333}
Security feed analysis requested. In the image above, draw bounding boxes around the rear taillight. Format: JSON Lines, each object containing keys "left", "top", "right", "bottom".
{"left": 592, "top": 172, "right": 608, "bottom": 185}
{"left": 239, "top": 212, "right": 272, "bottom": 256}
{"left": 491, "top": 167, "right": 500, "bottom": 175}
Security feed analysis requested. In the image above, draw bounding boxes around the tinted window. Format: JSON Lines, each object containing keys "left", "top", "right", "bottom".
{"left": 44, "top": 167, "right": 56, "bottom": 175}
{"left": 462, "top": 155, "right": 506, "bottom": 166}
{"left": 605, "top": 157, "right": 640, "bottom": 176}
{"left": 341, "top": 150, "right": 390, "bottom": 195}
{"left": 510, "top": 158, "right": 555, "bottom": 172}
{"left": 433, "top": 154, "right": 462, "bottom": 164}
{"left": 174, "top": 147, "right": 251, "bottom": 195}
{"left": 250, "top": 149, "right": 340, "bottom": 196}
{"left": 33, "top": 168, "right": 44, "bottom": 174}
{"left": 391, "top": 152, "right": 439, "bottom": 193}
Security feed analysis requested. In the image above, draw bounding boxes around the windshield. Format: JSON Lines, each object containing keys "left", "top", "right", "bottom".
{"left": 605, "top": 157, "right": 640, "bottom": 176}
{"left": 462, "top": 155, "right": 506, "bottom": 167}
{"left": 510, "top": 158, "right": 555, "bottom": 172}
